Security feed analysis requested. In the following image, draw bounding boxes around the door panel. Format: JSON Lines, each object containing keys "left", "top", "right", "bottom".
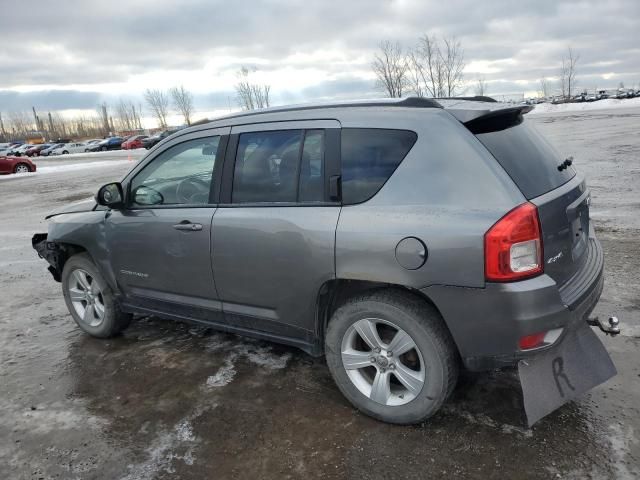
{"left": 107, "top": 208, "right": 222, "bottom": 320}
{"left": 106, "top": 129, "right": 229, "bottom": 322}
{"left": 212, "top": 206, "right": 339, "bottom": 335}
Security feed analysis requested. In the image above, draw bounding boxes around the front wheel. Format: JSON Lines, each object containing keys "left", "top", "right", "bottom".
{"left": 61, "top": 253, "right": 132, "bottom": 338}
{"left": 14, "top": 163, "right": 30, "bottom": 173}
{"left": 101, "top": 146, "right": 107, "bottom": 151}
{"left": 325, "top": 290, "right": 458, "bottom": 424}
{"left": 62, "top": 150, "right": 69, "bottom": 154}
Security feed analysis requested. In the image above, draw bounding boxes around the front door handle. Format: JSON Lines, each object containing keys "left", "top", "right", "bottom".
{"left": 173, "top": 222, "right": 203, "bottom": 231}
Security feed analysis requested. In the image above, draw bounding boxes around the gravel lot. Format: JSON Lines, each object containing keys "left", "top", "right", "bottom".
{"left": 1, "top": 110, "right": 639, "bottom": 479}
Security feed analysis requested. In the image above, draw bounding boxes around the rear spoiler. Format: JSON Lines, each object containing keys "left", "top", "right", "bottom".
{"left": 444, "top": 104, "right": 534, "bottom": 134}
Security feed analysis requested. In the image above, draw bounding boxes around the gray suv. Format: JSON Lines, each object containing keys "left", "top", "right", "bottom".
{"left": 33, "top": 97, "right": 608, "bottom": 424}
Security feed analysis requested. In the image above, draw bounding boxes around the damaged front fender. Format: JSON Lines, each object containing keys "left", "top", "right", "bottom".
{"left": 32, "top": 233, "right": 65, "bottom": 281}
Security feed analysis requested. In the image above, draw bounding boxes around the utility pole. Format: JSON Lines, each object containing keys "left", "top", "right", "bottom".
{"left": 48, "top": 112, "right": 56, "bottom": 139}
{"left": 0, "top": 112, "right": 6, "bottom": 139}
{"left": 101, "top": 103, "right": 110, "bottom": 135}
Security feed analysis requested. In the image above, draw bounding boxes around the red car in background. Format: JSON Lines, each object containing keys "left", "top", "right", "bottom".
{"left": 0, "top": 155, "right": 37, "bottom": 174}
{"left": 121, "top": 135, "right": 148, "bottom": 149}
{"left": 25, "top": 144, "right": 51, "bottom": 157}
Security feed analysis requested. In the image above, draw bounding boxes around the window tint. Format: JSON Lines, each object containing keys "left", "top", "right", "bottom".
{"left": 299, "top": 130, "right": 325, "bottom": 203}
{"left": 233, "top": 130, "right": 303, "bottom": 203}
{"left": 475, "top": 120, "right": 575, "bottom": 199}
{"left": 341, "top": 129, "right": 417, "bottom": 205}
{"left": 131, "top": 136, "right": 219, "bottom": 206}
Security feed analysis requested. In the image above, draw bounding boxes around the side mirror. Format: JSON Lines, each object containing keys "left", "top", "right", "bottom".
{"left": 96, "top": 182, "right": 124, "bottom": 209}
{"left": 132, "top": 185, "right": 164, "bottom": 206}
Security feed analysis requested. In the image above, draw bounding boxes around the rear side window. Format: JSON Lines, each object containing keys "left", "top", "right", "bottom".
{"left": 341, "top": 129, "right": 417, "bottom": 205}
{"left": 232, "top": 129, "right": 327, "bottom": 204}
{"left": 475, "top": 120, "right": 575, "bottom": 199}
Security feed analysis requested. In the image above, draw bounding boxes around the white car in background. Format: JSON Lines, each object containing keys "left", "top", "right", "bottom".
{"left": 51, "top": 142, "right": 89, "bottom": 155}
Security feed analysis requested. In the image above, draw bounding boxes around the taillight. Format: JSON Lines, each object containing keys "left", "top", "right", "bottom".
{"left": 484, "top": 202, "right": 543, "bottom": 282}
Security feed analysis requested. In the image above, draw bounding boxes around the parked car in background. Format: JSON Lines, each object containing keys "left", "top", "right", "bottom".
{"left": 88, "top": 137, "right": 124, "bottom": 152}
{"left": 7, "top": 144, "right": 32, "bottom": 156}
{"left": 0, "top": 155, "right": 36, "bottom": 174}
{"left": 121, "top": 135, "right": 148, "bottom": 150}
{"left": 6, "top": 143, "right": 32, "bottom": 157}
{"left": 40, "top": 143, "right": 65, "bottom": 156}
{"left": 142, "top": 130, "right": 174, "bottom": 149}
{"left": 26, "top": 144, "right": 51, "bottom": 157}
{"left": 52, "top": 142, "right": 89, "bottom": 155}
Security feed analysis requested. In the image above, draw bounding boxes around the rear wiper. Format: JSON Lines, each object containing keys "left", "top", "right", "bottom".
{"left": 557, "top": 156, "right": 573, "bottom": 171}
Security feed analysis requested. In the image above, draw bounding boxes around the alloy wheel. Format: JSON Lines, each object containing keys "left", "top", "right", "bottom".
{"left": 67, "top": 269, "right": 106, "bottom": 327}
{"left": 341, "top": 318, "right": 425, "bottom": 406}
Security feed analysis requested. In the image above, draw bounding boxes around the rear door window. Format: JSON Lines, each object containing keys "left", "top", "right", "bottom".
{"left": 232, "top": 129, "right": 328, "bottom": 204}
{"left": 475, "top": 120, "right": 575, "bottom": 199}
{"left": 341, "top": 129, "right": 417, "bottom": 205}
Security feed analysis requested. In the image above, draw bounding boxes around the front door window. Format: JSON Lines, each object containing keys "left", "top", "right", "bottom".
{"left": 130, "top": 136, "right": 220, "bottom": 206}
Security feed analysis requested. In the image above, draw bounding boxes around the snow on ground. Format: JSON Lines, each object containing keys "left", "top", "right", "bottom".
{"left": 45, "top": 148, "right": 147, "bottom": 159}
{"left": 528, "top": 97, "right": 640, "bottom": 115}
{"left": 37, "top": 160, "right": 133, "bottom": 173}
{"left": 0, "top": 159, "right": 135, "bottom": 181}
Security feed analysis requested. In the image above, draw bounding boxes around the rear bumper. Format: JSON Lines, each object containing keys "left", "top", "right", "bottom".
{"left": 423, "top": 235, "right": 604, "bottom": 371}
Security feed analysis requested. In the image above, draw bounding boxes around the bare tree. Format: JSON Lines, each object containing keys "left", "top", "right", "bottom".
{"left": 372, "top": 40, "right": 408, "bottom": 98}
{"left": 441, "top": 37, "right": 466, "bottom": 96}
{"left": 559, "top": 47, "right": 579, "bottom": 100}
{"left": 475, "top": 76, "right": 487, "bottom": 96}
{"left": 403, "top": 35, "right": 465, "bottom": 98}
{"left": 144, "top": 89, "right": 170, "bottom": 128}
{"left": 170, "top": 85, "right": 195, "bottom": 125}
{"left": 407, "top": 35, "right": 443, "bottom": 97}
{"left": 539, "top": 77, "right": 549, "bottom": 98}
{"left": 116, "top": 99, "right": 134, "bottom": 131}
{"left": 235, "top": 67, "right": 271, "bottom": 110}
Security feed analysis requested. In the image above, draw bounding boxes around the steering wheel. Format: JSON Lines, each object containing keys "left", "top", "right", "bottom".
{"left": 176, "top": 177, "right": 210, "bottom": 204}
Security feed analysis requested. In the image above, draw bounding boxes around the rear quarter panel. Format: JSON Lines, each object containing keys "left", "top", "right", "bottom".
{"left": 336, "top": 109, "right": 525, "bottom": 289}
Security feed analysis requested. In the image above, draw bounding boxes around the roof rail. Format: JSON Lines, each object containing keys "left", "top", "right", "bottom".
{"left": 202, "top": 96, "right": 442, "bottom": 124}
{"left": 436, "top": 96, "right": 497, "bottom": 103}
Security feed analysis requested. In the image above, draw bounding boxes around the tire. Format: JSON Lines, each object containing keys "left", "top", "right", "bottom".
{"left": 101, "top": 146, "right": 107, "bottom": 151}
{"left": 61, "top": 253, "right": 132, "bottom": 338}
{"left": 62, "top": 150, "right": 69, "bottom": 155}
{"left": 325, "top": 290, "right": 458, "bottom": 425}
{"left": 14, "top": 163, "right": 30, "bottom": 174}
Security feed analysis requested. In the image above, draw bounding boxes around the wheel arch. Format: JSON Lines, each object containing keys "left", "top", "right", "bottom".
{"left": 314, "top": 279, "right": 460, "bottom": 358}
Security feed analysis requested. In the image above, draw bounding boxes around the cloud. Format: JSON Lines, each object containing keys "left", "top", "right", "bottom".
{"left": 0, "top": 0, "right": 638, "bottom": 112}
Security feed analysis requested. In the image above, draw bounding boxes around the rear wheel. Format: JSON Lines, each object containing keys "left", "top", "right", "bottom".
{"left": 14, "top": 163, "right": 30, "bottom": 174}
{"left": 325, "top": 290, "right": 458, "bottom": 424}
{"left": 61, "top": 253, "right": 131, "bottom": 338}
{"left": 62, "top": 150, "right": 69, "bottom": 154}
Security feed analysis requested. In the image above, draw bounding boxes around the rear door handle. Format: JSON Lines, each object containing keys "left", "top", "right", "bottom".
{"left": 173, "top": 222, "right": 203, "bottom": 231}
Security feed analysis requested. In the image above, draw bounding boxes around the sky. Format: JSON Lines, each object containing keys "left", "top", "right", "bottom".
{"left": 1, "top": 0, "right": 639, "bottom": 126}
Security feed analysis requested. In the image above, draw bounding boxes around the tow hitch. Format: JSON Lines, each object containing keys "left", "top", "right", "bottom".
{"left": 587, "top": 316, "right": 621, "bottom": 336}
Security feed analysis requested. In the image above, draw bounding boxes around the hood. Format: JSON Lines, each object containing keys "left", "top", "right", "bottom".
{"left": 45, "top": 198, "right": 97, "bottom": 219}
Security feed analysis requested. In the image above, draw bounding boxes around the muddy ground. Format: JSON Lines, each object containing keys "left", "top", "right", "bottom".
{"left": 1, "top": 109, "right": 638, "bottom": 479}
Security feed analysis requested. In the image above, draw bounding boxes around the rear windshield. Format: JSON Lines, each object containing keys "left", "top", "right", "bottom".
{"left": 475, "top": 120, "right": 575, "bottom": 199}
